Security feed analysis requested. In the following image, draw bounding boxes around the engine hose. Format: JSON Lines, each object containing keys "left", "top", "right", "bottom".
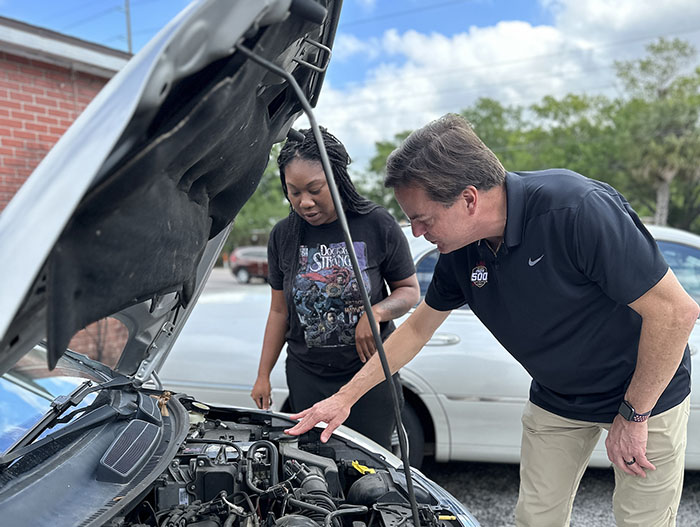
{"left": 324, "top": 507, "right": 368, "bottom": 527}
{"left": 246, "top": 440, "right": 280, "bottom": 492}
{"left": 285, "top": 460, "right": 338, "bottom": 526}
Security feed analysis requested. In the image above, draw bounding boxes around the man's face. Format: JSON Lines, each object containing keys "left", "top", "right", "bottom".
{"left": 395, "top": 184, "right": 475, "bottom": 253}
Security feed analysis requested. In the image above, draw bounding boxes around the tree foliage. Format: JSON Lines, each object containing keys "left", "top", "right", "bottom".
{"left": 227, "top": 39, "right": 700, "bottom": 241}
{"left": 360, "top": 38, "right": 700, "bottom": 233}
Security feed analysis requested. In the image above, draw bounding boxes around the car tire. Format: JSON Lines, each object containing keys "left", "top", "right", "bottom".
{"left": 235, "top": 267, "right": 251, "bottom": 283}
{"left": 392, "top": 403, "right": 425, "bottom": 468}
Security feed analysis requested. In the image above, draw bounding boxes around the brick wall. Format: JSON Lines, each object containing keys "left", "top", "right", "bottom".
{"left": 0, "top": 51, "right": 108, "bottom": 210}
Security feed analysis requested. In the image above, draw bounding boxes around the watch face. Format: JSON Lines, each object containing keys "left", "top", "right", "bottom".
{"left": 619, "top": 400, "right": 634, "bottom": 421}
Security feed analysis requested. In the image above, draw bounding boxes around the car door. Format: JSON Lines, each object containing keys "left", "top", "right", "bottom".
{"left": 400, "top": 246, "right": 532, "bottom": 463}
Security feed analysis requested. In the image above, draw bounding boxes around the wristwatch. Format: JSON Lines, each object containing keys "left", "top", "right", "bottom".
{"left": 618, "top": 400, "right": 651, "bottom": 423}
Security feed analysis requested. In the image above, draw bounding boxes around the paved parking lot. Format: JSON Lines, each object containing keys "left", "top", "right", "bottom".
{"left": 204, "top": 267, "right": 700, "bottom": 526}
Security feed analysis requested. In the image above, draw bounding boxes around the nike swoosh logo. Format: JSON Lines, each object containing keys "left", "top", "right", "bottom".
{"left": 528, "top": 255, "right": 544, "bottom": 266}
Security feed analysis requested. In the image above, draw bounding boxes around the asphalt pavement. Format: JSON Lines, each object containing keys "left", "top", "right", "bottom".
{"left": 204, "top": 267, "right": 700, "bottom": 527}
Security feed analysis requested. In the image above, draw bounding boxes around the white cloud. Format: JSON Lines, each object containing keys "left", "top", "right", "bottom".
{"left": 304, "top": 0, "right": 700, "bottom": 171}
{"left": 355, "top": 0, "right": 377, "bottom": 11}
{"left": 332, "top": 33, "right": 381, "bottom": 62}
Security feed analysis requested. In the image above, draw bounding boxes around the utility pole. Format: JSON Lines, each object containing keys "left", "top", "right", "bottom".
{"left": 124, "top": 0, "right": 133, "bottom": 54}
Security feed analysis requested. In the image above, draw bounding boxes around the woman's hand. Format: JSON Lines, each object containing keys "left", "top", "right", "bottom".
{"left": 251, "top": 375, "right": 273, "bottom": 409}
{"left": 355, "top": 309, "right": 379, "bottom": 362}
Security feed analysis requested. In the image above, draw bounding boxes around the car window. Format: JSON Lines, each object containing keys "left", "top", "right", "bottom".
{"left": 0, "top": 345, "right": 102, "bottom": 454}
{"left": 657, "top": 240, "right": 700, "bottom": 304}
{"left": 415, "top": 249, "right": 470, "bottom": 310}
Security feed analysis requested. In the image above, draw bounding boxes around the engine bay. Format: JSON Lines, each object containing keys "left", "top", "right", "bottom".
{"left": 108, "top": 397, "right": 460, "bottom": 527}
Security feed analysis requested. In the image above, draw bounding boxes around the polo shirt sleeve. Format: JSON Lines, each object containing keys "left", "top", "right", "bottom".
{"left": 267, "top": 221, "right": 285, "bottom": 291}
{"left": 425, "top": 253, "right": 469, "bottom": 311}
{"left": 573, "top": 189, "right": 668, "bottom": 305}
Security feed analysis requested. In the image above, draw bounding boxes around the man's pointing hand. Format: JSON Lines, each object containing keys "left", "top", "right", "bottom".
{"left": 284, "top": 393, "right": 352, "bottom": 443}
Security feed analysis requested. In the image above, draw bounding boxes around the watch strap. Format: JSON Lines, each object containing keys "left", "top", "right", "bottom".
{"left": 618, "top": 400, "right": 651, "bottom": 422}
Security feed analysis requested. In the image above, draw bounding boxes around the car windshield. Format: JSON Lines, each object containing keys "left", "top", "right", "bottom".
{"left": 0, "top": 346, "right": 104, "bottom": 454}
{"left": 657, "top": 240, "right": 700, "bottom": 304}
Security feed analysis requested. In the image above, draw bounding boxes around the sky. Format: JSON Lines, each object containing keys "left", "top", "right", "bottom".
{"left": 3, "top": 0, "right": 700, "bottom": 171}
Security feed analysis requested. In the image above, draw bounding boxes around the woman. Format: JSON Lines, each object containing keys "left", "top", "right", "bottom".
{"left": 251, "top": 127, "right": 420, "bottom": 449}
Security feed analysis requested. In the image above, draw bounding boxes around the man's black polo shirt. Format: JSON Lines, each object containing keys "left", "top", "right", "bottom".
{"left": 425, "top": 169, "right": 691, "bottom": 422}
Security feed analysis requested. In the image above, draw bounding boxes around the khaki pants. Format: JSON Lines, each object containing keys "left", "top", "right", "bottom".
{"left": 515, "top": 397, "right": 689, "bottom": 527}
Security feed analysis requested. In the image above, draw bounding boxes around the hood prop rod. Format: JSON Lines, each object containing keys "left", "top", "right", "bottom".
{"left": 235, "top": 42, "right": 422, "bottom": 527}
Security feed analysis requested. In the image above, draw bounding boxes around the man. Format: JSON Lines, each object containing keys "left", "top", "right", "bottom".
{"left": 285, "top": 113, "right": 699, "bottom": 526}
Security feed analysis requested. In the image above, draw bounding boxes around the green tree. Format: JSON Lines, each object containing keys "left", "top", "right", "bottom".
{"left": 360, "top": 131, "right": 411, "bottom": 219}
{"left": 224, "top": 145, "right": 289, "bottom": 254}
{"left": 613, "top": 38, "right": 700, "bottom": 226}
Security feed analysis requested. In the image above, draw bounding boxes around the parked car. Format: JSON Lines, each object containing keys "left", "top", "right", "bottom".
{"left": 229, "top": 246, "right": 269, "bottom": 283}
{"left": 0, "top": 2, "right": 480, "bottom": 527}
{"left": 160, "top": 223, "right": 700, "bottom": 470}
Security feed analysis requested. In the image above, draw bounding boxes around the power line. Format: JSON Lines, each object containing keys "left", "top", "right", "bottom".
{"left": 61, "top": 5, "right": 122, "bottom": 31}
{"left": 340, "top": 0, "right": 473, "bottom": 28}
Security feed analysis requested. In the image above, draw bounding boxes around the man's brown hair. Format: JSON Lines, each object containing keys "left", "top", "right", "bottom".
{"left": 385, "top": 113, "right": 505, "bottom": 205}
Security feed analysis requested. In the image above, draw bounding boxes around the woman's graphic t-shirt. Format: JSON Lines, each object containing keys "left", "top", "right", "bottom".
{"left": 268, "top": 208, "right": 415, "bottom": 376}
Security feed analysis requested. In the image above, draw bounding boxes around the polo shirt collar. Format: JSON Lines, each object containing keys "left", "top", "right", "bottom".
{"left": 503, "top": 171, "right": 526, "bottom": 248}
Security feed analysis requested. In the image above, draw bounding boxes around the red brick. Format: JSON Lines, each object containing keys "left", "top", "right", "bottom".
{"left": 1, "top": 100, "right": 21, "bottom": 110}
{"left": 9, "top": 91, "right": 32, "bottom": 103}
{"left": 0, "top": 80, "right": 20, "bottom": 91}
{"left": 0, "top": 109, "right": 7, "bottom": 117}
{"left": 49, "top": 126, "right": 67, "bottom": 135}
{"left": 60, "top": 120, "right": 74, "bottom": 127}
{"left": 4, "top": 157, "right": 28, "bottom": 167}
{"left": 11, "top": 111, "right": 34, "bottom": 121}
{"left": 0, "top": 129, "right": 11, "bottom": 137}
{"left": 36, "top": 115, "right": 58, "bottom": 125}
{"left": 0, "top": 147, "right": 13, "bottom": 157}
{"left": 0, "top": 60, "right": 18, "bottom": 71}
{"left": 48, "top": 109, "right": 69, "bottom": 119}
{"left": 0, "top": 166, "right": 12, "bottom": 174}
{"left": 35, "top": 96, "right": 58, "bottom": 107}
{"left": 2, "top": 138, "right": 22, "bottom": 147}
{"left": 25, "top": 123, "right": 47, "bottom": 133}
{"left": 13, "top": 130, "right": 36, "bottom": 140}
{"left": 35, "top": 80, "right": 61, "bottom": 90}
{"left": 9, "top": 55, "right": 30, "bottom": 66}
{"left": 0, "top": 89, "right": 7, "bottom": 99}
{"left": 58, "top": 101, "right": 77, "bottom": 111}
{"left": 23, "top": 104, "right": 46, "bottom": 114}
{"left": 6, "top": 72, "right": 34, "bottom": 85}
{"left": 19, "top": 65, "right": 44, "bottom": 77}
{"left": 45, "top": 71, "right": 70, "bottom": 82}
{"left": 39, "top": 134, "right": 60, "bottom": 143}
{"left": 0, "top": 118, "right": 21, "bottom": 128}
{"left": 21, "top": 85, "right": 44, "bottom": 96}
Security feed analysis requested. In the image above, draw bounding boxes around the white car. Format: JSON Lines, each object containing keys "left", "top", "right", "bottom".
{"left": 161, "top": 224, "right": 700, "bottom": 469}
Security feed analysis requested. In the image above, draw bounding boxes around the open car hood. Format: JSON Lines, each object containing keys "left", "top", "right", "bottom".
{"left": 0, "top": 0, "right": 341, "bottom": 379}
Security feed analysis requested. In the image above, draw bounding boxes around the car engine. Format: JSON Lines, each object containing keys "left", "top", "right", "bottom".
{"left": 107, "top": 397, "right": 458, "bottom": 527}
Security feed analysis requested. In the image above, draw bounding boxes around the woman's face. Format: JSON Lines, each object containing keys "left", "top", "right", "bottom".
{"left": 284, "top": 158, "right": 338, "bottom": 226}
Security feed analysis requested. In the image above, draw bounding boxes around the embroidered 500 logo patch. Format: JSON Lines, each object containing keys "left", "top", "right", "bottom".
{"left": 471, "top": 264, "right": 488, "bottom": 288}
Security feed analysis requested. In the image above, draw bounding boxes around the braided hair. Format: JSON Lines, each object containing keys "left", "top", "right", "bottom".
{"left": 277, "top": 127, "right": 375, "bottom": 214}
{"left": 276, "top": 127, "right": 378, "bottom": 302}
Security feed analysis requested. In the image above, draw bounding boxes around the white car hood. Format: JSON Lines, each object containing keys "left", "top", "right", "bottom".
{"left": 0, "top": 0, "right": 341, "bottom": 378}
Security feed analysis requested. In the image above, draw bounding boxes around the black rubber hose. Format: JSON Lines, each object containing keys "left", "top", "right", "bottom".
{"left": 235, "top": 42, "right": 423, "bottom": 527}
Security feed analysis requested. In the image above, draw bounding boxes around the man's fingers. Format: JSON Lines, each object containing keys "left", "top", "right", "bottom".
{"left": 614, "top": 453, "right": 653, "bottom": 477}
{"left": 288, "top": 408, "right": 311, "bottom": 421}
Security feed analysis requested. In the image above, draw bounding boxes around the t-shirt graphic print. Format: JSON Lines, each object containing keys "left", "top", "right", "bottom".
{"left": 293, "top": 241, "right": 370, "bottom": 348}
